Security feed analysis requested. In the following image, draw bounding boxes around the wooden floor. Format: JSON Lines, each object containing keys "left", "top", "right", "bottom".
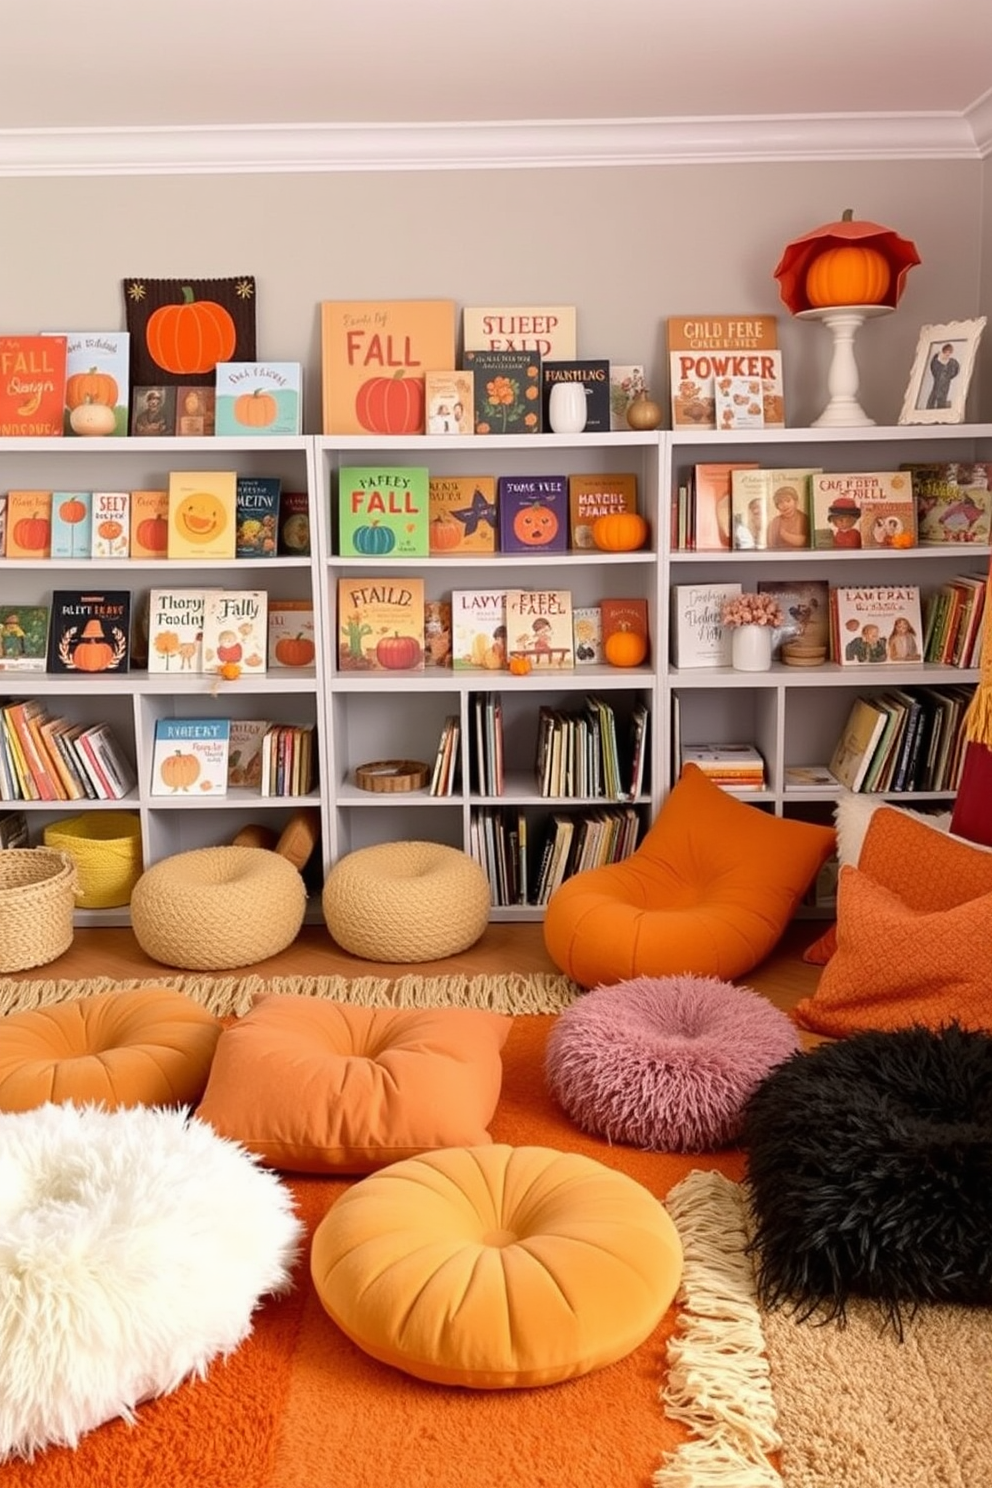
{"left": 13, "top": 916, "right": 824, "bottom": 1015}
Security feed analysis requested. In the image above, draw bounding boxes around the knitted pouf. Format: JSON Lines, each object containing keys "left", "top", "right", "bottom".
{"left": 545, "top": 973, "right": 800, "bottom": 1152}
{"left": 130, "top": 846, "right": 307, "bottom": 970}
{"left": 743, "top": 1023, "right": 992, "bottom": 1327}
{"left": 322, "top": 841, "right": 491, "bottom": 962}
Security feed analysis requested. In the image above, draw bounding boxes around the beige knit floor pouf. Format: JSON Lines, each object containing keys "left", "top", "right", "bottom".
{"left": 130, "top": 846, "right": 307, "bottom": 971}
{"left": 322, "top": 841, "right": 491, "bottom": 962}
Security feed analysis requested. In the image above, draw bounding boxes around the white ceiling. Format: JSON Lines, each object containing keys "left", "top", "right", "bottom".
{"left": 2, "top": 0, "right": 991, "bottom": 173}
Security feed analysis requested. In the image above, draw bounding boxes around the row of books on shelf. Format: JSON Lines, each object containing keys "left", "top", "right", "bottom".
{"left": 827, "top": 686, "right": 974, "bottom": 795}
{"left": 152, "top": 719, "right": 316, "bottom": 799}
{"left": 0, "top": 477, "right": 310, "bottom": 562}
{"left": 676, "top": 460, "right": 992, "bottom": 553}
{"left": 469, "top": 804, "right": 641, "bottom": 909}
{"left": 0, "top": 590, "right": 314, "bottom": 676}
{"left": 339, "top": 580, "right": 648, "bottom": 673}
{"left": 0, "top": 701, "right": 136, "bottom": 804}
{"left": 469, "top": 692, "right": 648, "bottom": 802}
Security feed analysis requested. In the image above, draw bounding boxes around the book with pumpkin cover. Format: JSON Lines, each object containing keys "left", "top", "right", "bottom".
{"left": 150, "top": 718, "right": 230, "bottom": 798}
{"left": 450, "top": 590, "right": 507, "bottom": 671}
{"left": 166, "top": 470, "right": 238, "bottom": 561}
{"left": 267, "top": 599, "right": 315, "bottom": 669}
{"left": 600, "top": 597, "right": 650, "bottom": 667}
{"left": 336, "top": 577, "right": 426, "bottom": 673}
{"left": 201, "top": 590, "right": 268, "bottom": 676}
{"left": 463, "top": 350, "right": 543, "bottom": 435}
{"left": 0, "top": 605, "right": 50, "bottom": 672}
{"left": 497, "top": 475, "right": 568, "bottom": 555}
{"left": 46, "top": 590, "right": 131, "bottom": 675}
{"left": 129, "top": 490, "right": 169, "bottom": 559}
{"left": 5, "top": 491, "right": 53, "bottom": 559}
{"left": 424, "top": 371, "right": 473, "bottom": 435}
{"left": 505, "top": 589, "right": 575, "bottom": 671}
{"left": 43, "top": 331, "right": 129, "bottom": 437}
{"left": 147, "top": 588, "right": 212, "bottom": 674}
{"left": 541, "top": 360, "right": 611, "bottom": 433}
{"left": 90, "top": 492, "right": 130, "bottom": 558}
{"left": 567, "top": 473, "right": 638, "bottom": 550}
{"left": 215, "top": 361, "right": 302, "bottom": 436}
{"left": 462, "top": 307, "right": 577, "bottom": 359}
{"left": 338, "top": 466, "right": 430, "bottom": 558}
{"left": 0, "top": 335, "right": 67, "bottom": 438}
{"left": 235, "top": 476, "right": 281, "bottom": 558}
{"left": 320, "top": 300, "right": 456, "bottom": 436}
{"left": 50, "top": 492, "right": 93, "bottom": 559}
{"left": 428, "top": 475, "right": 497, "bottom": 554}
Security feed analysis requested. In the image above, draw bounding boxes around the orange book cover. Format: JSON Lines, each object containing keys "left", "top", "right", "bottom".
{"left": 692, "top": 462, "right": 758, "bottom": 551}
{"left": 320, "top": 300, "right": 456, "bottom": 435}
{"left": 130, "top": 490, "right": 169, "bottom": 559}
{"left": 5, "top": 491, "right": 53, "bottom": 559}
{"left": 0, "top": 336, "right": 67, "bottom": 437}
{"left": 667, "top": 316, "right": 780, "bottom": 431}
{"left": 567, "top": 473, "right": 638, "bottom": 550}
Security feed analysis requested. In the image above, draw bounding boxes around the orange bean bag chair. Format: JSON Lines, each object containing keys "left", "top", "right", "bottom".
{"left": 543, "top": 764, "right": 835, "bottom": 987}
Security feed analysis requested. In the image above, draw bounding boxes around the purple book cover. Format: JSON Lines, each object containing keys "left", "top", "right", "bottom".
{"left": 497, "top": 474, "right": 569, "bottom": 555}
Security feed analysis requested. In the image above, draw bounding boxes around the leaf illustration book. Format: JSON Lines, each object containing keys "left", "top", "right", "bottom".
{"left": 338, "top": 466, "right": 430, "bottom": 557}
{"left": 47, "top": 590, "right": 131, "bottom": 674}
{"left": 463, "top": 350, "right": 542, "bottom": 435}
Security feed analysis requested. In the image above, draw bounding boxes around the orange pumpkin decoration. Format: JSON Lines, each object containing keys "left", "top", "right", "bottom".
{"left": 604, "top": 630, "right": 648, "bottom": 668}
{"left": 145, "top": 287, "right": 237, "bottom": 375}
{"left": 235, "top": 389, "right": 278, "bottom": 428}
{"left": 774, "top": 208, "right": 921, "bottom": 315}
{"left": 274, "top": 633, "right": 316, "bottom": 668}
{"left": 219, "top": 661, "right": 242, "bottom": 681}
{"left": 592, "top": 512, "right": 649, "bottom": 552}
{"left": 512, "top": 502, "right": 559, "bottom": 547}
{"left": 429, "top": 514, "right": 462, "bottom": 553}
{"left": 98, "top": 519, "right": 123, "bottom": 541}
{"left": 806, "top": 242, "right": 891, "bottom": 308}
{"left": 137, "top": 515, "right": 169, "bottom": 554}
{"left": 58, "top": 496, "right": 87, "bottom": 525}
{"left": 65, "top": 368, "right": 118, "bottom": 410}
{"left": 13, "top": 513, "right": 50, "bottom": 553}
{"left": 160, "top": 750, "right": 201, "bottom": 790}
{"left": 509, "top": 655, "right": 532, "bottom": 676}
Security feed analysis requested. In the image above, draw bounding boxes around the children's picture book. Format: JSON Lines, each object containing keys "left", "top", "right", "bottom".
{"left": 267, "top": 599, "right": 315, "bottom": 669}
{"left": 462, "top": 307, "right": 576, "bottom": 359}
{"left": 277, "top": 490, "right": 311, "bottom": 556}
{"left": 505, "top": 589, "right": 575, "bottom": 670}
{"left": 227, "top": 719, "right": 272, "bottom": 789}
{"left": 541, "top": 360, "right": 610, "bottom": 433}
{"left": 464, "top": 349, "right": 543, "bottom": 435}
{"left": 691, "top": 462, "right": 758, "bottom": 551}
{"left": 174, "top": 386, "right": 215, "bottom": 436}
{"left": 0, "top": 335, "right": 67, "bottom": 437}
{"left": 731, "top": 468, "right": 818, "bottom": 552}
{"left": 235, "top": 476, "right": 281, "bottom": 558}
{"left": 131, "top": 386, "right": 176, "bottom": 437}
{"left": 600, "top": 597, "right": 650, "bottom": 665}
{"left": 150, "top": 718, "right": 230, "bottom": 797}
{"left": 424, "top": 371, "right": 474, "bottom": 434}
{"left": 337, "top": 576, "right": 426, "bottom": 672}
{"left": 572, "top": 604, "right": 603, "bottom": 665}
{"left": 756, "top": 578, "right": 831, "bottom": 660}
{"left": 0, "top": 494, "right": 6, "bottom": 556}
{"left": 497, "top": 475, "right": 568, "bottom": 555}
{"left": 666, "top": 316, "right": 782, "bottom": 430}
{"left": 167, "top": 470, "right": 238, "bottom": 560}
{"left": 320, "top": 300, "right": 456, "bottom": 436}
{"left": 828, "top": 697, "right": 890, "bottom": 791}
{"left": 832, "top": 585, "right": 924, "bottom": 666}
{"left": 670, "top": 582, "right": 742, "bottom": 668}
{"left": 50, "top": 492, "right": 93, "bottom": 559}
{"left": 609, "top": 365, "right": 647, "bottom": 430}
{"left": 567, "top": 473, "right": 638, "bottom": 550}
{"left": 428, "top": 475, "right": 497, "bottom": 553}
{"left": 811, "top": 472, "right": 915, "bottom": 550}
{"left": 5, "top": 491, "right": 53, "bottom": 559}
{"left": 44, "top": 331, "right": 129, "bottom": 437}
{"left": 450, "top": 590, "right": 507, "bottom": 670}
{"left": 147, "top": 588, "right": 211, "bottom": 673}
{"left": 46, "top": 590, "right": 131, "bottom": 674}
{"left": 201, "top": 590, "right": 268, "bottom": 675}
{"left": 0, "top": 605, "right": 50, "bottom": 671}
{"left": 90, "top": 492, "right": 130, "bottom": 558}
{"left": 905, "top": 462, "right": 992, "bottom": 545}
{"left": 337, "top": 466, "right": 430, "bottom": 558}
{"left": 215, "top": 361, "right": 302, "bottom": 435}
{"left": 424, "top": 598, "right": 452, "bottom": 668}
{"left": 129, "top": 489, "right": 169, "bottom": 559}
{"left": 714, "top": 374, "right": 765, "bottom": 431}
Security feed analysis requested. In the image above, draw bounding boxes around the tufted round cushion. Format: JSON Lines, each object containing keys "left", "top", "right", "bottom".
{"left": 546, "top": 974, "right": 800, "bottom": 1152}
{"left": 322, "top": 841, "right": 491, "bottom": 962}
{"left": 0, "top": 1101, "right": 302, "bottom": 1461}
{"left": 130, "top": 846, "right": 307, "bottom": 970}
{"left": 311, "top": 1144, "right": 682, "bottom": 1388}
{"left": 0, "top": 988, "right": 222, "bottom": 1113}
{"left": 196, "top": 997, "right": 510, "bottom": 1172}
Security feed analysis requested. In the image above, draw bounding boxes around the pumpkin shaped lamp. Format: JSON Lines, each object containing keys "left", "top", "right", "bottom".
{"left": 773, "top": 208, "right": 921, "bottom": 429}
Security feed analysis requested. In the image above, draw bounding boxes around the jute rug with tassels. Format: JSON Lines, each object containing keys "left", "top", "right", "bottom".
{"left": 658, "top": 1171, "right": 991, "bottom": 1488}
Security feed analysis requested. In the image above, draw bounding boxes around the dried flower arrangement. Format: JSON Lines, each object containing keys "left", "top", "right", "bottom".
{"left": 721, "top": 592, "right": 784, "bottom": 628}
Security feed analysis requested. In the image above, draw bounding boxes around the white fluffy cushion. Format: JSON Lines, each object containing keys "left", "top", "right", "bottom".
{"left": 0, "top": 1102, "right": 303, "bottom": 1461}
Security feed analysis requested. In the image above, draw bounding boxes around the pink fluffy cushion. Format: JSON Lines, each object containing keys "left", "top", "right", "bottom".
{"left": 545, "top": 974, "right": 800, "bottom": 1152}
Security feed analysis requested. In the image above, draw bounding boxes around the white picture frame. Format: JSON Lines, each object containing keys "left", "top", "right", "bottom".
{"left": 898, "top": 318, "right": 986, "bottom": 425}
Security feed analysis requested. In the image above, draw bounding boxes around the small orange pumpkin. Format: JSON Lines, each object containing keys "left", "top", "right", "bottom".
{"left": 235, "top": 389, "right": 278, "bottom": 428}
{"left": 274, "top": 633, "right": 316, "bottom": 668}
{"left": 509, "top": 655, "right": 532, "bottom": 676}
{"left": 219, "top": 661, "right": 242, "bottom": 681}
{"left": 591, "top": 512, "right": 649, "bottom": 552}
{"left": 65, "top": 368, "right": 118, "bottom": 410}
{"left": 806, "top": 241, "right": 891, "bottom": 308}
{"left": 137, "top": 514, "right": 169, "bottom": 554}
{"left": 604, "top": 630, "right": 648, "bottom": 668}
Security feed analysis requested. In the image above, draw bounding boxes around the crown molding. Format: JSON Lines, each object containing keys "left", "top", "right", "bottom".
{"left": 0, "top": 111, "right": 984, "bottom": 178}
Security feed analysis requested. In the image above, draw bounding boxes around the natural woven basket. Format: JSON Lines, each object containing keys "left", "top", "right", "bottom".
{"left": 0, "top": 848, "right": 78, "bottom": 973}
{"left": 43, "top": 812, "right": 143, "bottom": 909}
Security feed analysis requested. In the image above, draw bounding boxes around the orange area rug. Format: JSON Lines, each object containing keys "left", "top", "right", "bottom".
{"left": 3, "top": 1016, "right": 742, "bottom": 1488}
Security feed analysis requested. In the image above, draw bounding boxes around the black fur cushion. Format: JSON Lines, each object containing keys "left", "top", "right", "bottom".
{"left": 742, "top": 1023, "right": 992, "bottom": 1328}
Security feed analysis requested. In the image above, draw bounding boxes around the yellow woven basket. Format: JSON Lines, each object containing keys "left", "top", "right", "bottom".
{"left": 43, "top": 811, "right": 143, "bottom": 909}
{"left": 0, "top": 848, "right": 78, "bottom": 972}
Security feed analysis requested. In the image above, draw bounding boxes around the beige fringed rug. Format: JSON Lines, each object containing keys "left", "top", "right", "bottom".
{"left": 0, "top": 970, "right": 582, "bottom": 1019}
{"left": 657, "top": 1171, "right": 992, "bottom": 1488}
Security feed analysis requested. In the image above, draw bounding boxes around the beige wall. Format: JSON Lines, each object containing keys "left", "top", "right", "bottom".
{"left": 0, "top": 156, "right": 984, "bottom": 430}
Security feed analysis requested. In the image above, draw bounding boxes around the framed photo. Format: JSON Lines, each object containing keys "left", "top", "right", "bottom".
{"left": 898, "top": 318, "right": 986, "bottom": 425}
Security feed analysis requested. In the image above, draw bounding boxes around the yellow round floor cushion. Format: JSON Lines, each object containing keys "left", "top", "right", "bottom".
{"left": 311, "top": 1144, "right": 683, "bottom": 1388}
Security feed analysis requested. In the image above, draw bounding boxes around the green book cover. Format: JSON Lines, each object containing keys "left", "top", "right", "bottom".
{"left": 337, "top": 466, "right": 430, "bottom": 557}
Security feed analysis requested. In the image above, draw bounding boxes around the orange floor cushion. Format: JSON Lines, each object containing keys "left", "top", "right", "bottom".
{"left": 311, "top": 1144, "right": 683, "bottom": 1389}
{"left": 196, "top": 997, "right": 510, "bottom": 1173}
{"left": 543, "top": 764, "right": 836, "bottom": 987}
{"left": 0, "top": 989, "right": 222, "bottom": 1112}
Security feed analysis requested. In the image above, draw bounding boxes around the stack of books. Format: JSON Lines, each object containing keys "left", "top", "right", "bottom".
{"left": 680, "top": 743, "right": 765, "bottom": 791}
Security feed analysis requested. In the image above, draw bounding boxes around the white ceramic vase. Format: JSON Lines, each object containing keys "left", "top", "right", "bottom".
{"left": 548, "top": 381, "right": 588, "bottom": 434}
{"left": 731, "top": 624, "right": 773, "bottom": 672}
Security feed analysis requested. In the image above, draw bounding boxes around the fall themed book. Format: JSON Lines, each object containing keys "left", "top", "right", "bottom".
{"left": 129, "top": 490, "right": 169, "bottom": 559}
{"left": 201, "top": 590, "right": 268, "bottom": 675}
{"left": 147, "top": 589, "right": 212, "bottom": 674}
{"left": 811, "top": 472, "right": 915, "bottom": 550}
{"left": 451, "top": 590, "right": 508, "bottom": 671}
{"left": 5, "top": 491, "right": 53, "bottom": 560}
{"left": 320, "top": 300, "right": 456, "bottom": 436}
{"left": 691, "top": 463, "right": 758, "bottom": 552}
{"left": 497, "top": 475, "right": 568, "bottom": 555}
{"left": 541, "top": 360, "right": 610, "bottom": 433}
{"left": 268, "top": 599, "right": 316, "bottom": 669}
{"left": 50, "top": 492, "right": 93, "bottom": 559}
{"left": 505, "top": 590, "right": 575, "bottom": 670}
{"left": 227, "top": 719, "right": 272, "bottom": 790}
{"left": 461, "top": 307, "right": 576, "bottom": 359}
{"left": 338, "top": 466, "right": 430, "bottom": 558}
{"left": 337, "top": 577, "right": 426, "bottom": 673}
{"left": 150, "top": 719, "right": 230, "bottom": 797}
{"left": 463, "top": 350, "right": 542, "bottom": 435}
{"left": 667, "top": 315, "right": 782, "bottom": 431}
{"left": 235, "top": 476, "right": 281, "bottom": 557}
{"left": 46, "top": 590, "right": 131, "bottom": 674}
{"left": 90, "top": 492, "right": 130, "bottom": 558}
{"left": 424, "top": 371, "right": 474, "bottom": 435}
{"left": 600, "top": 597, "right": 650, "bottom": 666}
{"left": 572, "top": 605, "right": 603, "bottom": 665}
{"left": 215, "top": 361, "right": 302, "bottom": 436}
{"left": 167, "top": 470, "right": 238, "bottom": 561}
{"left": 832, "top": 585, "right": 924, "bottom": 667}
{"left": 0, "top": 335, "right": 67, "bottom": 438}
{"left": 428, "top": 475, "right": 497, "bottom": 554}
{"left": 43, "top": 331, "right": 129, "bottom": 437}
{"left": 567, "top": 473, "right": 638, "bottom": 550}
{"left": 0, "top": 605, "right": 50, "bottom": 672}
{"left": 905, "top": 462, "right": 992, "bottom": 545}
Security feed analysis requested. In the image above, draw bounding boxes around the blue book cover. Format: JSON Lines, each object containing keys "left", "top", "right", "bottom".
{"left": 497, "top": 475, "right": 569, "bottom": 555}
{"left": 215, "top": 361, "right": 302, "bottom": 436}
{"left": 150, "top": 718, "right": 230, "bottom": 796}
{"left": 50, "top": 492, "right": 93, "bottom": 559}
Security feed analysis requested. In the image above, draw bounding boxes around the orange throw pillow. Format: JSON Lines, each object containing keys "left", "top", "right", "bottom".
{"left": 795, "top": 865, "right": 992, "bottom": 1037}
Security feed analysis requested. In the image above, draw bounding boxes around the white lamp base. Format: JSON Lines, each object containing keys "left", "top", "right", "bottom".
{"left": 797, "top": 304, "right": 893, "bottom": 427}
